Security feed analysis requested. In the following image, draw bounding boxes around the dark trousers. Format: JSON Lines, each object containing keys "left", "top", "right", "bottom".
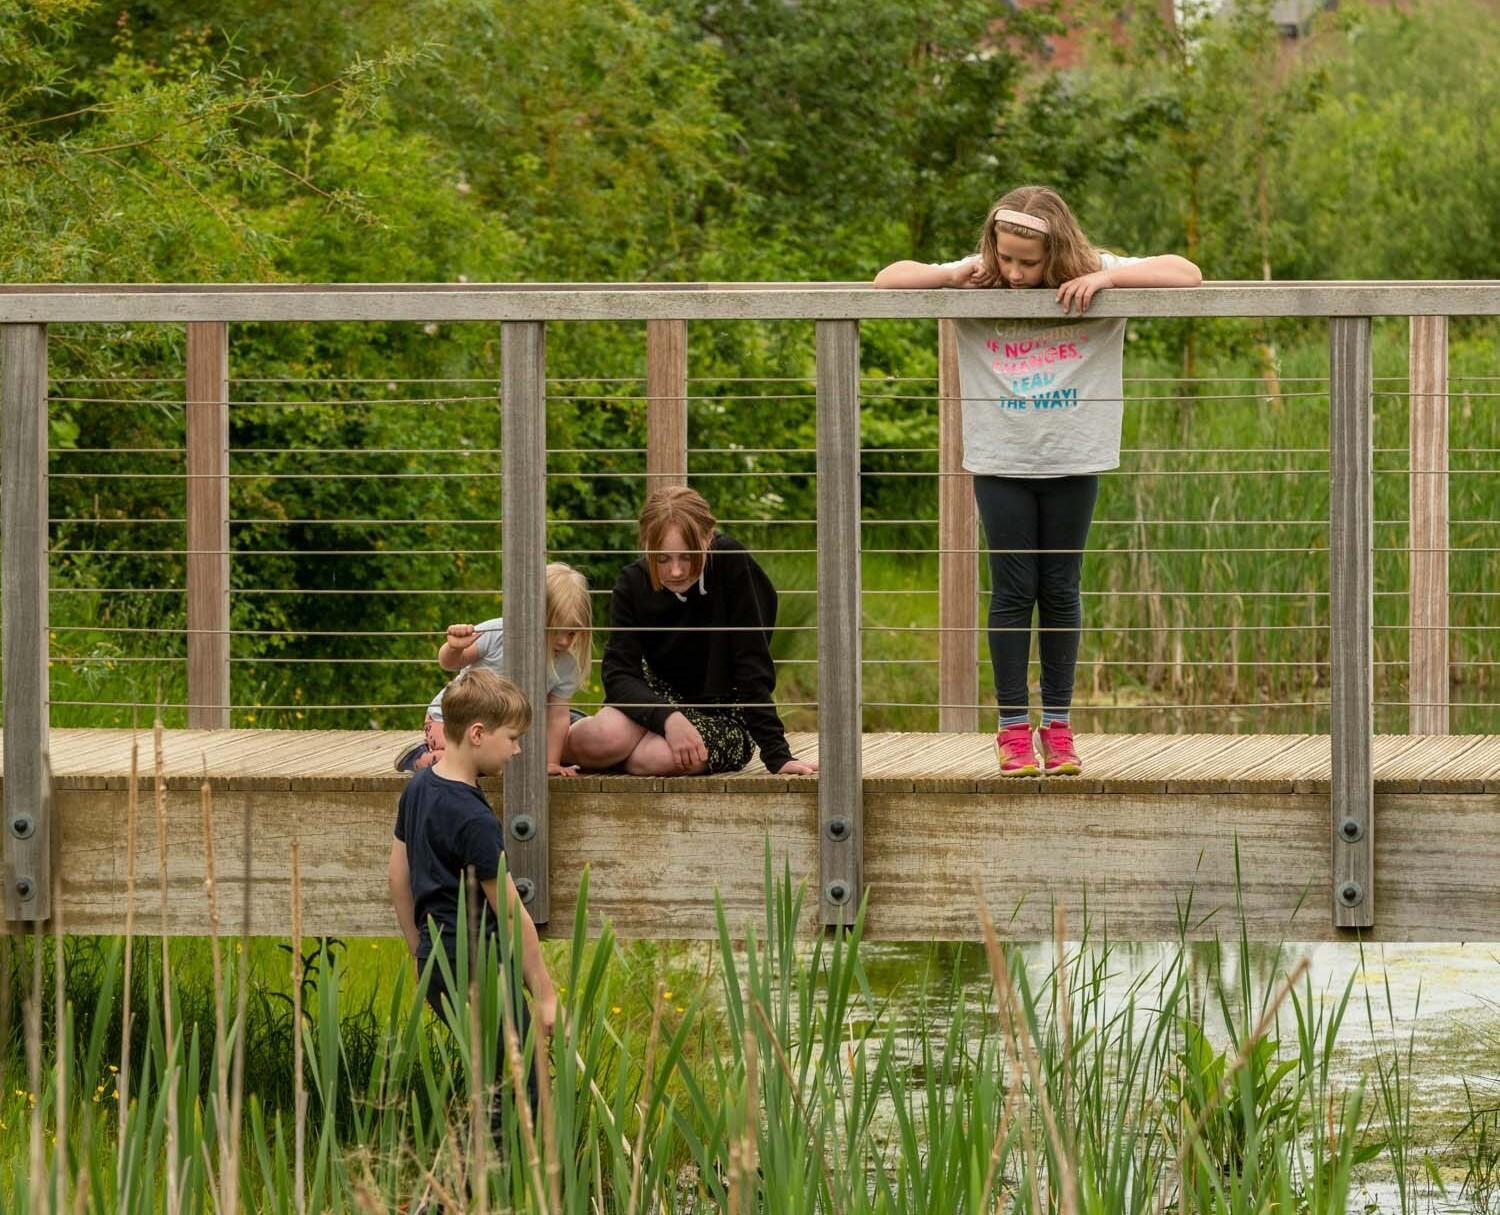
{"left": 973, "top": 474, "right": 1099, "bottom": 717}
{"left": 422, "top": 951, "right": 538, "bottom": 1141}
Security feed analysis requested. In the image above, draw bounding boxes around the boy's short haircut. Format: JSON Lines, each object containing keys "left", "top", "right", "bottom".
{"left": 440, "top": 668, "right": 532, "bottom": 745}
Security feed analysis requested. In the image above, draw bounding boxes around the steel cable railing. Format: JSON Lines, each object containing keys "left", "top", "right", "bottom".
{"left": 34, "top": 364, "right": 1497, "bottom": 740}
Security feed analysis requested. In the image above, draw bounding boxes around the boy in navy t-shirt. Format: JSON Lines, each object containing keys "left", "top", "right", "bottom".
{"left": 388, "top": 668, "right": 557, "bottom": 1086}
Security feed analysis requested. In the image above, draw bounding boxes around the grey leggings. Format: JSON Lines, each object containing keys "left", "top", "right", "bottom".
{"left": 973, "top": 474, "right": 1099, "bottom": 716}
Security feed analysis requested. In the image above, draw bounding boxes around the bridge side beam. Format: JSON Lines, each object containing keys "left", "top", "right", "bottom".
{"left": 816, "top": 320, "right": 863, "bottom": 927}
{"left": 1330, "top": 316, "right": 1374, "bottom": 929}
{"left": 3, "top": 323, "right": 51, "bottom": 921}
{"left": 501, "top": 321, "right": 550, "bottom": 923}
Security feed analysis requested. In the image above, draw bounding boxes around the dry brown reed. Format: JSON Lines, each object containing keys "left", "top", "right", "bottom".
{"left": 201, "top": 762, "right": 233, "bottom": 1215}
{"left": 291, "top": 834, "right": 306, "bottom": 1215}
{"left": 978, "top": 888, "right": 1078, "bottom": 1215}
{"left": 624, "top": 982, "right": 666, "bottom": 1215}
{"left": 153, "top": 713, "right": 182, "bottom": 1215}
{"left": 1055, "top": 905, "right": 1073, "bottom": 1137}
{"left": 52, "top": 861, "right": 67, "bottom": 1215}
{"left": 727, "top": 1023, "right": 759, "bottom": 1215}
{"left": 465, "top": 865, "right": 487, "bottom": 1213}
{"left": 228, "top": 793, "right": 252, "bottom": 1213}
{"left": 749, "top": 994, "right": 844, "bottom": 1215}
{"left": 538, "top": 1007, "right": 561, "bottom": 1215}
{"left": 117, "top": 734, "right": 139, "bottom": 1173}
{"left": 27, "top": 919, "right": 44, "bottom": 1206}
{"left": 500, "top": 957, "right": 549, "bottom": 1215}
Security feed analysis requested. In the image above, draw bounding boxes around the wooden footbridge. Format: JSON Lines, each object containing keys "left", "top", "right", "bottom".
{"left": 3, "top": 282, "right": 1499, "bottom": 941}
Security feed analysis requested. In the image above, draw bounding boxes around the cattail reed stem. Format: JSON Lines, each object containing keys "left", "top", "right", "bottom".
{"left": 979, "top": 1025, "right": 1024, "bottom": 1210}
{"left": 201, "top": 764, "right": 233, "bottom": 1215}
{"left": 292, "top": 835, "right": 306, "bottom": 1215}
{"left": 466, "top": 868, "right": 487, "bottom": 1212}
{"left": 53, "top": 867, "right": 67, "bottom": 1215}
{"left": 0, "top": 929, "right": 10, "bottom": 1141}
{"left": 154, "top": 712, "right": 182, "bottom": 1215}
{"left": 118, "top": 734, "right": 139, "bottom": 1178}
{"left": 978, "top": 888, "right": 1077, "bottom": 1215}
{"left": 749, "top": 996, "right": 841, "bottom": 1215}
{"left": 27, "top": 922, "right": 44, "bottom": 1208}
{"left": 539, "top": 1007, "right": 561, "bottom": 1215}
{"left": 1054, "top": 905, "right": 1073, "bottom": 1139}
{"left": 500, "top": 960, "right": 549, "bottom": 1215}
{"left": 228, "top": 794, "right": 252, "bottom": 1211}
{"left": 625, "top": 982, "right": 666, "bottom": 1215}
{"left": 740, "top": 1025, "right": 758, "bottom": 1215}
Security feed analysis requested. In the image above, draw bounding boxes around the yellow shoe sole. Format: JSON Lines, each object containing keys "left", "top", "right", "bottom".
{"left": 994, "top": 737, "right": 1040, "bottom": 777}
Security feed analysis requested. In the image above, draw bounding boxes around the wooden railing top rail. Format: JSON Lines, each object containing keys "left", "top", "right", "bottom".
{"left": 1, "top": 281, "right": 1499, "bottom": 322}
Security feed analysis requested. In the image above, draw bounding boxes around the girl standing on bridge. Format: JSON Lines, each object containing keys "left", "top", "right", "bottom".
{"left": 394, "top": 561, "right": 593, "bottom": 776}
{"left": 875, "top": 185, "right": 1200, "bottom": 777}
{"left": 566, "top": 485, "right": 818, "bottom": 777}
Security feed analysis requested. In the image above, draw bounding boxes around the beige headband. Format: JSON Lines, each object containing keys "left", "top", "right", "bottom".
{"left": 993, "top": 208, "right": 1050, "bottom": 236}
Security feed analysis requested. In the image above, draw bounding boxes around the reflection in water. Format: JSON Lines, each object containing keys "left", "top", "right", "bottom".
{"left": 855, "top": 938, "right": 1500, "bottom": 1212}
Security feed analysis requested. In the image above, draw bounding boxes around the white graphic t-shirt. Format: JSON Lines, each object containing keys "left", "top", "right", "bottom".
{"left": 426, "top": 616, "right": 581, "bottom": 720}
{"left": 938, "top": 250, "right": 1144, "bottom": 477}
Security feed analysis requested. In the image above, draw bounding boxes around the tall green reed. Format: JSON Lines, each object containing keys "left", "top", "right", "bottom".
{"left": 1, "top": 831, "right": 1446, "bottom": 1213}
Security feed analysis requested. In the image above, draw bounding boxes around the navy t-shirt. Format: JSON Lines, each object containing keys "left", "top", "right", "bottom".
{"left": 393, "top": 766, "right": 505, "bottom": 963}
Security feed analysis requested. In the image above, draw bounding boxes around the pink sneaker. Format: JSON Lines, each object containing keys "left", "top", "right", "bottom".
{"left": 994, "top": 723, "right": 1039, "bottom": 777}
{"left": 1037, "top": 722, "right": 1082, "bottom": 775}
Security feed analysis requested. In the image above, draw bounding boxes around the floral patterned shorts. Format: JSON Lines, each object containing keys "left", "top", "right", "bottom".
{"left": 643, "top": 666, "right": 753, "bottom": 775}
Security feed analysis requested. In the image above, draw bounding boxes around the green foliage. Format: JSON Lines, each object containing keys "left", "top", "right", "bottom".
{"left": 5, "top": 0, "right": 1500, "bottom": 731}
{"left": 1276, "top": 0, "right": 1500, "bottom": 280}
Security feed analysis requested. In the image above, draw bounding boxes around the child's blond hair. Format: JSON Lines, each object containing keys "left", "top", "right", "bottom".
{"left": 545, "top": 561, "right": 592, "bottom": 681}
{"left": 976, "top": 185, "right": 1102, "bottom": 289}
{"left": 638, "top": 486, "right": 716, "bottom": 591}
{"left": 441, "top": 668, "right": 531, "bottom": 745}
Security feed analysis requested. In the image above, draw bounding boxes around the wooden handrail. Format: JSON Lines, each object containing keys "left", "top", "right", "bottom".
{"left": 0, "top": 282, "right": 1498, "bottom": 322}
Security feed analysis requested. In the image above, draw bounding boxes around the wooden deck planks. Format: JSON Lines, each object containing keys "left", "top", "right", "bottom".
{"left": 10, "top": 730, "right": 1500, "bottom": 792}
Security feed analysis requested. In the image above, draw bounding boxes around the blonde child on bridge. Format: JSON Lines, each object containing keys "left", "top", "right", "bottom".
{"left": 875, "top": 184, "right": 1200, "bottom": 778}
{"left": 395, "top": 561, "right": 593, "bottom": 776}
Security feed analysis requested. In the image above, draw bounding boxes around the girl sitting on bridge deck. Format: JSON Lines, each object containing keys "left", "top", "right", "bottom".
{"left": 394, "top": 561, "right": 593, "bottom": 776}
{"left": 875, "top": 184, "right": 1200, "bottom": 778}
{"left": 566, "top": 486, "right": 818, "bottom": 777}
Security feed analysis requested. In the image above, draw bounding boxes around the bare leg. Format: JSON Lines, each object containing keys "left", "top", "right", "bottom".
{"left": 415, "top": 716, "right": 446, "bottom": 770}
{"left": 622, "top": 732, "right": 709, "bottom": 777}
{"left": 567, "top": 707, "right": 648, "bottom": 770}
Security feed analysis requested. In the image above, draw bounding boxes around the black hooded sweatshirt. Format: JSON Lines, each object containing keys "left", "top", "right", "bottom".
{"left": 601, "top": 532, "right": 794, "bottom": 773}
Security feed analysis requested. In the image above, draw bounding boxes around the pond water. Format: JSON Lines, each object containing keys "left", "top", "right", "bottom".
{"left": 858, "top": 939, "right": 1500, "bottom": 1214}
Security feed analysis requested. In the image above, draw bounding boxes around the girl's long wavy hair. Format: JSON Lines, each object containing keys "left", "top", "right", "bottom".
{"left": 975, "top": 185, "right": 1101, "bottom": 289}
{"left": 544, "top": 560, "right": 593, "bottom": 681}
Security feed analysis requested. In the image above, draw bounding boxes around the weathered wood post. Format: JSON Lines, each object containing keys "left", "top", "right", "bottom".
{"left": 646, "top": 320, "right": 688, "bottom": 490}
{"left": 501, "top": 321, "right": 550, "bottom": 924}
{"left": 937, "top": 321, "right": 978, "bottom": 733}
{"left": 1329, "top": 316, "right": 1375, "bottom": 929}
{"left": 3, "top": 323, "right": 51, "bottom": 921}
{"left": 1408, "top": 316, "right": 1449, "bottom": 734}
{"left": 186, "top": 322, "right": 231, "bottom": 728}
{"left": 816, "top": 320, "right": 863, "bottom": 928}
